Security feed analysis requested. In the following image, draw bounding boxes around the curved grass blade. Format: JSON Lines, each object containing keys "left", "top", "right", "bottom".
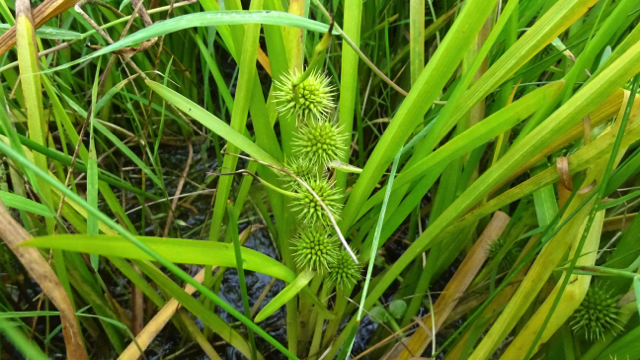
{"left": 146, "top": 80, "right": 281, "bottom": 167}
{"left": 22, "top": 234, "right": 296, "bottom": 282}
{"left": 44, "top": 11, "right": 338, "bottom": 73}
{"left": 254, "top": 269, "right": 315, "bottom": 323}
{"left": 0, "top": 190, "right": 54, "bottom": 217}
{"left": 0, "top": 318, "right": 48, "bottom": 360}
{"left": 0, "top": 24, "right": 80, "bottom": 39}
{"left": 227, "top": 204, "right": 257, "bottom": 360}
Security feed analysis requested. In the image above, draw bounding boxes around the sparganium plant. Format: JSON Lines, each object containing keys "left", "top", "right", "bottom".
{"left": 328, "top": 249, "right": 363, "bottom": 289}
{"left": 293, "top": 119, "right": 348, "bottom": 167}
{"left": 571, "top": 281, "right": 623, "bottom": 341}
{"left": 282, "top": 156, "right": 319, "bottom": 189}
{"left": 488, "top": 237, "right": 520, "bottom": 272}
{"left": 273, "top": 69, "right": 335, "bottom": 123}
{"left": 291, "top": 176, "right": 343, "bottom": 225}
{"left": 291, "top": 225, "right": 340, "bottom": 273}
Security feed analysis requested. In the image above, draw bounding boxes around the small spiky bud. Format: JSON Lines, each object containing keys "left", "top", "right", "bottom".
{"left": 291, "top": 226, "right": 340, "bottom": 273}
{"left": 571, "top": 282, "right": 623, "bottom": 342}
{"left": 328, "top": 249, "right": 362, "bottom": 289}
{"left": 293, "top": 119, "right": 347, "bottom": 166}
{"left": 291, "top": 176, "right": 343, "bottom": 225}
{"left": 488, "top": 238, "right": 520, "bottom": 272}
{"left": 282, "top": 157, "right": 319, "bottom": 189}
{"left": 273, "top": 70, "right": 335, "bottom": 122}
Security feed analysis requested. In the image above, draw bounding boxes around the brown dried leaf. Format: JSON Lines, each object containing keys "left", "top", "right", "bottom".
{"left": 0, "top": 201, "right": 87, "bottom": 360}
{"left": 0, "top": 0, "right": 77, "bottom": 55}
{"left": 394, "top": 211, "right": 511, "bottom": 360}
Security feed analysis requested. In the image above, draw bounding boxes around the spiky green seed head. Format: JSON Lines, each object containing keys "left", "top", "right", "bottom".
{"left": 328, "top": 249, "right": 362, "bottom": 289}
{"left": 293, "top": 119, "right": 348, "bottom": 167}
{"left": 488, "top": 238, "right": 520, "bottom": 272}
{"left": 273, "top": 70, "right": 335, "bottom": 122}
{"left": 571, "top": 282, "right": 623, "bottom": 342}
{"left": 282, "top": 157, "right": 320, "bottom": 189}
{"left": 291, "top": 226, "right": 340, "bottom": 273}
{"left": 292, "top": 176, "right": 343, "bottom": 225}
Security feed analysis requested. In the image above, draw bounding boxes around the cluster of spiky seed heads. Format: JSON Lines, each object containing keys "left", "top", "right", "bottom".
{"left": 274, "top": 69, "right": 360, "bottom": 288}
{"left": 571, "top": 281, "right": 623, "bottom": 341}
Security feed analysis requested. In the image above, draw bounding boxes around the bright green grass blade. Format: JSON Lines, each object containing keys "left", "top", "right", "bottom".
{"left": 335, "top": 0, "right": 363, "bottom": 191}
{"left": 92, "top": 121, "right": 164, "bottom": 191}
{"left": 409, "top": 0, "right": 424, "bottom": 86}
{"left": 326, "top": 16, "right": 640, "bottom": 359}
{"left": 135, "top": 260, "right": 264, "bottom": 360}
{"left": 88, "top": 60, "right": 100, "bottom": 271}
{"left": 341, "top": 0, "right": 500, "bottom": 230}
{"left": 3, "top": 135, "right": 293, "bottom": 354}
{"left": 0, "top": 135, "right": 295, "bottom": 356}
{"left": 94, "top": 75, "right": 138, "bottom": 114}
{"left": 60, "top": 95, "right": 165, "bottom": 191}
{"left": 597, "top": 324, "right": 640, "bottom": 360}
{"left": 208, "top": 0, "right": 263, "bottom": 248}
{"left": 16, "top": 6, "right": 52, "bottom": 212}
{"left": 358, "top": 80, "right": 564, "bottom": 218}
{"left": 0, "top": 318, "right": 49, "bottom": 360}
{"left": 345, "top": 145, "right": 403, "bottom": 356}
{"left": 0, "top": 190, "right": 53, "bottom": 217}
{"left": 254, "top": 269, "right": 315, "bottom": 323}
{"left": 146, "top": 80, "right": 281, "bottom": 167}
{"left": 227, "top": 204, "right": 257, "bottom": 360}
{"left": 23, "top": 234, "right": 296, "bottom": 282}
{"left": 44, "top": 11, "right": 338, "bottom": 74}
{"left": 0, "top": 24, "right": 81, "bottom": 39}
{"left": 193, "top": 32, "right": 234, "bottom": 112}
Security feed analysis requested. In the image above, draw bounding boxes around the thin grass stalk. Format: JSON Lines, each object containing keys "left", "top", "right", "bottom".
{"left": 207, "top": 0, "right": 263, "bottom": 246}
{"left": 335, "top": 0, "right": 362, "bottom": 193}
{"left": 409, "top": 0, "right": 424, "bottom": 86}
{"left": 344, "top": 145, "right": 403, "bottom": 356}
{"left": 227, "top": 204, "right": 257, "bottom": 360}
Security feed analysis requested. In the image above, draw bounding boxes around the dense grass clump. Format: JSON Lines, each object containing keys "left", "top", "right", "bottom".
{"left": 3, "top": 0, "right": 640, "bottom": 359}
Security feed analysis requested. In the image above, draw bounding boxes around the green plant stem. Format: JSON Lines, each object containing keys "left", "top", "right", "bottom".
{"left": 228, "top": 204, "right": 257, "bottom": 360}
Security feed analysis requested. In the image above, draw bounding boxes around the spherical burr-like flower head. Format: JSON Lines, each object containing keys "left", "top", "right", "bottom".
{"left": 293, "top": 119, "right": 348, "bottom": 167}
{"left": 282, "top": 157, "right": 320, "bottom": 189}
{"left": 328, "top": 249, "right": 362, "bottom": 289}
{"left": 571, "top": 281, "right": 623, "bottom": 342}
{"left": 291, "top": 226, "right": 340, "bottom": 273}
{"left": 488, "top": 237, "right": 520, "bottom": 272}
{"left": 292, "top": 176, "right": 343, "bottom": 225}
{"left": 273, "top": 70, "right": 335, "bottom": 122}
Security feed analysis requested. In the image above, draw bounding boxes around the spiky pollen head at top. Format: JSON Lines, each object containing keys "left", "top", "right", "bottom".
{"left": 293, "top": 119, "right": 348, "bottom": 167}
{"left": 273, "top": 70, "right": 335, "bottom": 122}
{"left": 291, "top": 176, "right": 343, "bottom": 225}
{"left": 328, "top": 249, "right": 362, "bottom": 289}
{"left": 571, "top": 281, "right": 623, "bottom": 342}
{"left": 291, "top": 226, "right": 340, "bottom": 273}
